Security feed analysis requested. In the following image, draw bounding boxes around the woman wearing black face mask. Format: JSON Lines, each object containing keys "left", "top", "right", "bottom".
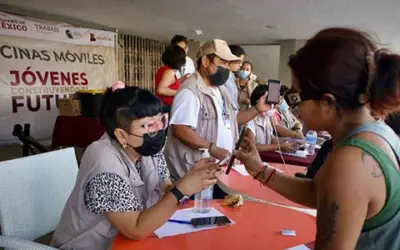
{"left": 51, "top": 82, "right": 222, "bottom": 250}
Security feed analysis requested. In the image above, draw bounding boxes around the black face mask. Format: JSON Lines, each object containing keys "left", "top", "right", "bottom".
{"left": 207, "top": 66, "right": 230, "bottom": 87}
{"left": 127, "top": 130, "right": 166, "bottom": 156}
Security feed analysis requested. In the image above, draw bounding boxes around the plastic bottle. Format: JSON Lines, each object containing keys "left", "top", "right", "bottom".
{"left": 194, "top": 148, "right": 214, "bottom": 213}
{"left": 306, "top": 130, "right": 318, "bottom": 155}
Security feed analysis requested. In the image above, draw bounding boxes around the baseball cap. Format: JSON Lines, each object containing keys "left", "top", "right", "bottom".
{"left": 197, "top": 39, "right": 241, "bottom": 62}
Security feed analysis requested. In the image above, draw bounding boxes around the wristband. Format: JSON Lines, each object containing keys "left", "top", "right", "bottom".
{"left": 253, "top": 165, "right": 266, "bottom": 180}
{"left": 262, "top": 169, "right": 277, "bottom": 186}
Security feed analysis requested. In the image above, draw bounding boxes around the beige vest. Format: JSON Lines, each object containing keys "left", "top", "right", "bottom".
{"left": 254, "top": 115, "right": 274, "bottom": 145}
{"left": 164, "top": 71, "right": 239, "bottom": 181}
{"left": 238, "top": 81, "right": 258, "bottom": 110}
{"left": 51, "top": 134, "right": 163, "bottom": 250}
{"left": 277, "top": 108, "right": 298, "bottom": 129}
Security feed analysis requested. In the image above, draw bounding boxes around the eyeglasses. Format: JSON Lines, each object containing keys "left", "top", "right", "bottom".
{"left": 129, "top": 113, "right": 169, "bottom": 137}
{"left": 284, "top": 88, "right": 318, "bottom": 108}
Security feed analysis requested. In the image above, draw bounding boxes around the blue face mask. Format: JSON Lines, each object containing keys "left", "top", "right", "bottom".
{"left": 238, "top": 70, "right": 250, "bottom": 80}
{"left": 279, "top": 100, "right": 290, "bottom": 111}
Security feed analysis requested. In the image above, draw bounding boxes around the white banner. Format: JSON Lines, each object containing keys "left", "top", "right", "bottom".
{"left": 0, "top": 12, "right": 115, "bottom": 47}
{"left": 0, "top": 12, "right": 117, "bottom": 145}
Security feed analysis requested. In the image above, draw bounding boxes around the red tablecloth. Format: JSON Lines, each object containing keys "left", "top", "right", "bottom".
{"left": 52, "top": 116, "right": 105, "bottom": 149}
{"left": 219, "top": 163, "right": 309, "bottom": 208}
{"left": 112, "top": 201, "right": 316, "bottom": 250}
{"left": 260, "top": 151, "right": 316, "bottom": 167}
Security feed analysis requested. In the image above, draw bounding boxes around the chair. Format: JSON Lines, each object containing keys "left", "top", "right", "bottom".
{"left": 0, "top": 148, "right": 78, "bottom": 249}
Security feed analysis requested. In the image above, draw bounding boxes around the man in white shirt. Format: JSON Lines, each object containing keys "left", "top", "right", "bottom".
{"left": 164, "top": 39, "right": 270, "bottom": 180}
{"left": 171, "top": 35, "right": 196, "bottom": 81}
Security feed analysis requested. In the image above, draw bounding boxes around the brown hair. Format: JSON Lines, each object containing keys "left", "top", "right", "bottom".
{"left": 242, "top": 61, "right": 253, "bottom": 72}
{"left": 289, "top": 27, "right": 400, "bottom": 115}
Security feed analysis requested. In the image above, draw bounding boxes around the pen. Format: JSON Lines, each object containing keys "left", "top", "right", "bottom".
{"left": 167, "top": 219, "right": 192, "bottom": 225}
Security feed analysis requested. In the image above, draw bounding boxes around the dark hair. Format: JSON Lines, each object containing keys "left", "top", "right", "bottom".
{"left": 196, "top": 54, "right": 216, "bottom": 70}
{"left": 229, "top": 45, "right": 246, "bottom": 57}
{"left": 100, "top": 86, "right": 163, "bottom": 139}
{"left": 251, "top": 85, "right": 268, "bottom": 106}
{"left": 242, "top": 61, "right": 253, "bottom": 71}
{"left": 289, "top": 27, "right": 400, "bottom": 115}
{"left": 161, "top": 45, "right": 186, "bottom": 70}
{"left": 171, "top": 35, "right": 188, "bottom": 45}
{"left": 280, "top": 85, "right": 290, "bottom": 96}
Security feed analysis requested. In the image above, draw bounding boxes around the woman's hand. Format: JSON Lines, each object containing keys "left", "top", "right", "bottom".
{"left": 280, "top": 142, "right": 296, "bottom": 153}
{"left": 234, "top": 137, "right": 264, "bottom": 177}
{"left": 177, "top": 159, "right": 222, "bottom": 196}
{"left": 294, "top": 129, "right": 305, "bottom": 139}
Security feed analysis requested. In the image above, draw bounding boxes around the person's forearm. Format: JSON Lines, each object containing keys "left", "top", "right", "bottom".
{"left": 135, "top": 193, "right": 178, "bottom": 238}
{"left": 108, "top": 192, "right": 179, "bottom": 240}
{"left": 158, "top": 87, "right": 177, "bottom": 96}
{"left": 256, "top": 144, "right": 279, "bottom": 152}
{"left": 172, "top": 125, "right": 211, "bottom": 150}
{"left": 293, "top": 122, "right": 303, "bottom": 131}
{"left": 258, "top": 171, "right": 317, "bottom": 208}
{"left": 276, "top": 125, "right": 298, "bottom": 138}
{"left": 237, "top": 106, "right": 259, "bottom": 125}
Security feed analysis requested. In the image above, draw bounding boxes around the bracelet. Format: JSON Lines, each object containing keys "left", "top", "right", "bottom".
{"left": 253, "top": 166, "right": 266, "bottom": 180}
{"left": 262, "top": 169, "right": 277, "bottom": 186}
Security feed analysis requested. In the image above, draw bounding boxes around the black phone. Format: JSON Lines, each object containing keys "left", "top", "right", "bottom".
{"left": 267, "top": 79, "right": 281, "bottom": 104}
{"left": 225, "top": 124, "right": 248, "bottom": 174}
{"left": 191, "top": 216, "right": 231, "bottom": 228}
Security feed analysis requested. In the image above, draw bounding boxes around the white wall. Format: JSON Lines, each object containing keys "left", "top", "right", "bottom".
{"left": 242, "top": 45, "right": 280, "bottom": 84}
{"left": 279, "top": 40, "right": 306, "bottom": 87}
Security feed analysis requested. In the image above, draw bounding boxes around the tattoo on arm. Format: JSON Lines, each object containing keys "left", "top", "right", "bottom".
{"left": 361, "top": 151, "right": 383, "bottom": 178}
{"left": 315, "top": 195, "right": 340, "bottom": 250}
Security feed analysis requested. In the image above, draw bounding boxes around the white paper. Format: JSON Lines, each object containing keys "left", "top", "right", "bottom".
{"left": 154, "top": 208, "right": 234, "bottom": 238}
{"left": 276, "top": 150, "right": 309, "bottom": 158}
{"left": 286, "top": 245, "right": 311, "bottom": 250}
{"left": 232, "top": 164, "right": 250, "bottom": 176}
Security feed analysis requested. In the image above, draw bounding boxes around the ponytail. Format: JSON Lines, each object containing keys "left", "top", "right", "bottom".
{"left": 369, "top": 50, "right": 400, "bottom": 115}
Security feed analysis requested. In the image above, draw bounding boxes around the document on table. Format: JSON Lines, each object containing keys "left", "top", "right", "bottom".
{"left": 275, "top": 150, "right": 309, "bottom": 158}
{"left": 154, "top": 208, "right": 234, "bottom": 238}
{"left": 286, "top": 245, "right": 311, "bottom": 250}
{"left": 286, "top": 241, "right": 314, "bottom": 250}
{"left": 232, "top": 164, "right": 250, "bottom": 176}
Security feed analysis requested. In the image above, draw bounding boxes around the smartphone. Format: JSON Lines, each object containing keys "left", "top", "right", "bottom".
{"left": 267, "top": 79, "right": 281, "bottom": 104}
{"left": 225, "top": 124, "right": 248, "bottom": 174}
{"left": 191, "top": 216, "right": 231, "bottom": 228}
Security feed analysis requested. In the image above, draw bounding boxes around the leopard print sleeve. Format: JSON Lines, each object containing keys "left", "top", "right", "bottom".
{"left": 153, "top": 152, "right": 170, "bottom": 181}
{"left": 84, "top": 172, "right": 144, "bottom": 214}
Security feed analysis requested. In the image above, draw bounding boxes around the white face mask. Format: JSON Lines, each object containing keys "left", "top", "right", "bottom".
{"left": 264, "top": 109, "right": 276, "bottom": 117}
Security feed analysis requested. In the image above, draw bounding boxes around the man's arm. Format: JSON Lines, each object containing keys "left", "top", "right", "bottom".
{"left": 256, "top": 144, "right": 279, "bottom": 152}
{"left": 237, "top": 106, "right": 259, "bottom": 125}
{"left": 172, "top": 125, "right": 211, "bottom": 150}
